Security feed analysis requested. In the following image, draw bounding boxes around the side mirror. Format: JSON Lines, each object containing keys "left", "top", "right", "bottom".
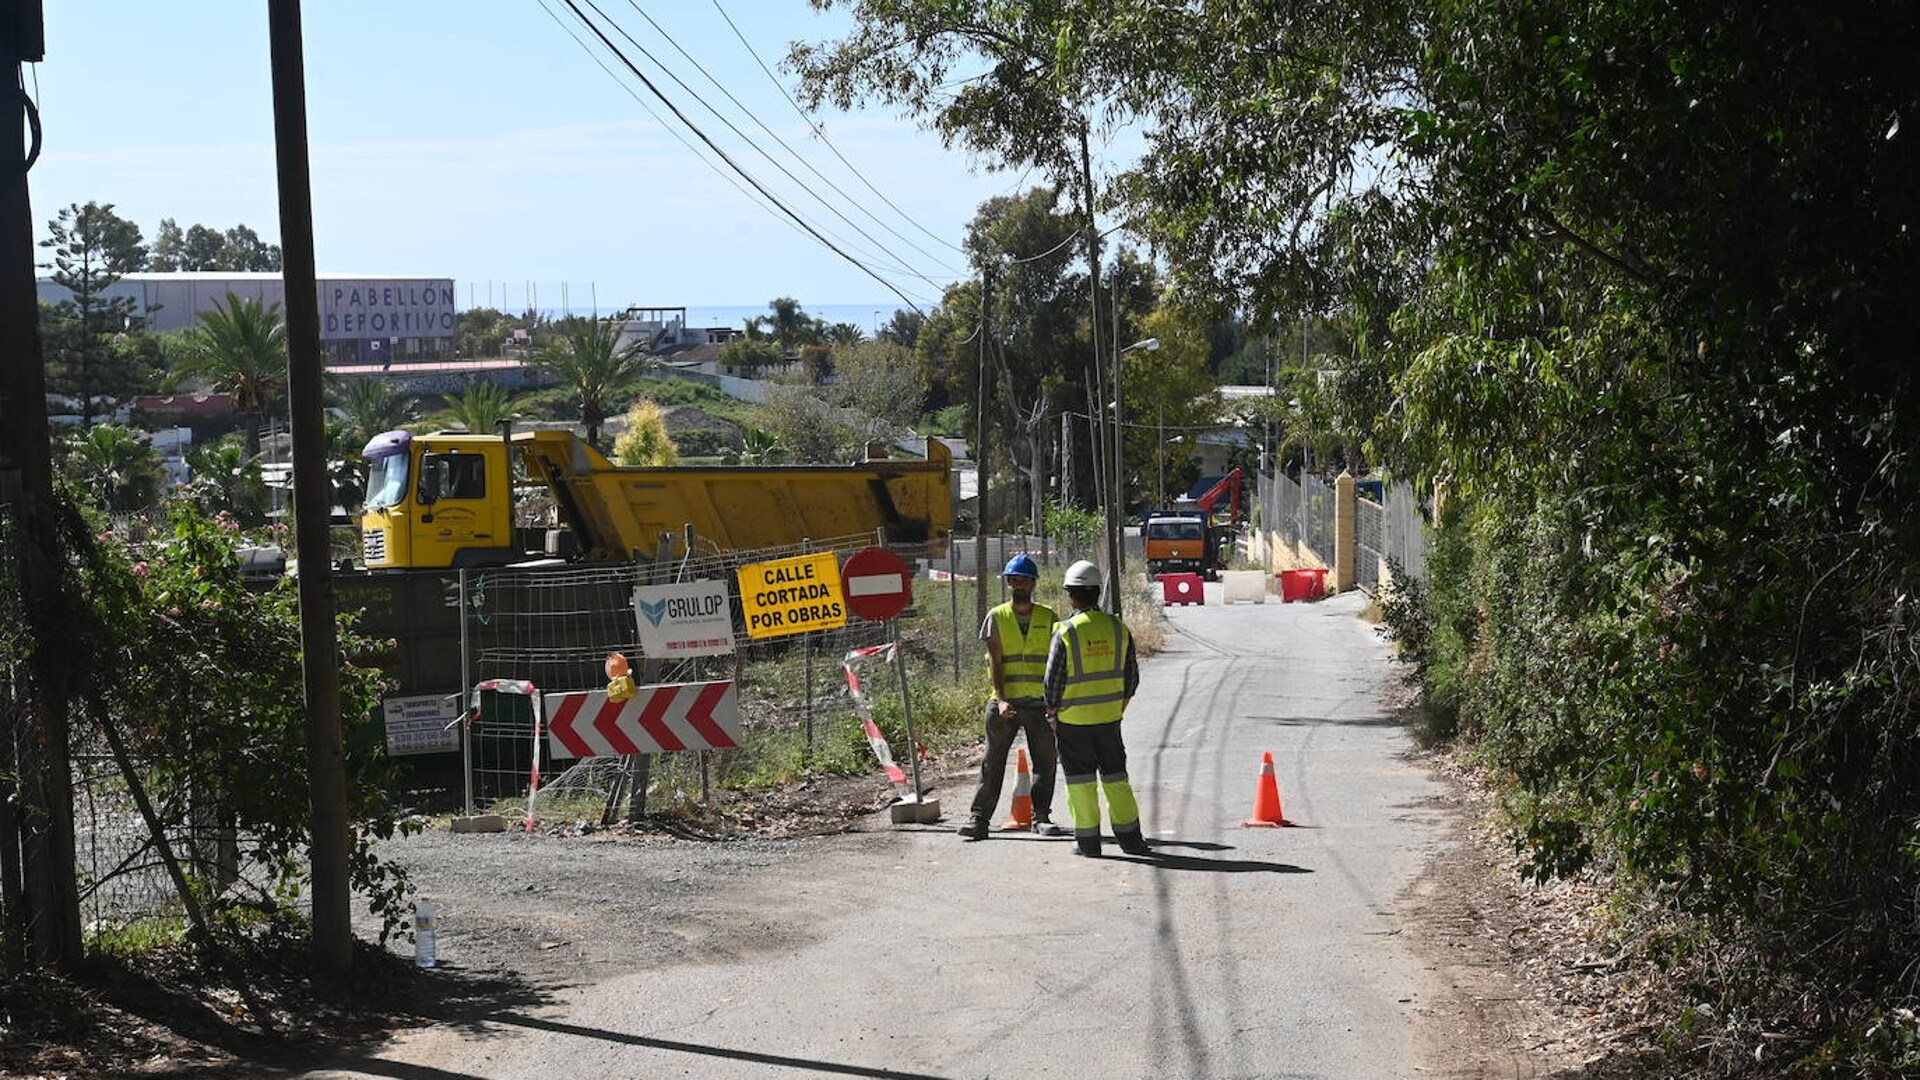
{"left": 417, "top": 464, "right": 442, "bottom": 506}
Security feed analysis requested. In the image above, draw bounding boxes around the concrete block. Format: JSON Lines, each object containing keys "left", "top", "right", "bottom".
{"left": 450, "top": 814, "right": 508, "bottom": 834}
{"left": 889, "top": 796, "right": 942, "bottom": 824}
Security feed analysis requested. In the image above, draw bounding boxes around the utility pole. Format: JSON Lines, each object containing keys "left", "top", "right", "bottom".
{"left": 1108, "top": 273, "right": 1125, "bottom": 617}
{"left": 267, "top": 0, "right": 352, "bottom": 978}
{"left": 0, "top": 0, "right": 80, "bottom": 972}
{"left": 973, "top": 266, "right": 992, "bottom": 631}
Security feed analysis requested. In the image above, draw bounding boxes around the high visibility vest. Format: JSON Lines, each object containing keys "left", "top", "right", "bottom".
{"left": 990, "top": 602, "right": 1056, "bottom": 703}
{"left": 1054, "top": 609, "right": 1130, "bottom": 726}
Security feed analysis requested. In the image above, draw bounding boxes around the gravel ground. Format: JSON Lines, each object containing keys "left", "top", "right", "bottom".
{"left": 0, "top": 750, "right": 1677, "bottom": 1079}
{"left": 352, "top": 771, "right": 914, "bottom": 988}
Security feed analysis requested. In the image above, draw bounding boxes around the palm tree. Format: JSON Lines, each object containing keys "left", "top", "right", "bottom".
{"left": 766, "top": 297, "right": 810, "bottom": 359}
{"left": 184, "top": 437, "right": 269, "bottom": 524}
{"left": 738, "top": 426, "right": 784, "bottom": 465}
{"left": 528, "top": 317, "right": 650, "bottom": 448}
{"left": 169, "top": 293, "right": 286, "bottom": 457}
{"left": 63, "top": 423, "right": 166, "bottom": 514}
{"left": 333, "top": 377, "right": 418, "bottom": 448}
{"left": 436, "top": 378, "right": 521, "bottom": 434}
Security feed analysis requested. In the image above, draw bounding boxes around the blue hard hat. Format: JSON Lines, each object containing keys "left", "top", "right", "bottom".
{"left": 1003, "top": 554, "right": 1039, "bottom": 579}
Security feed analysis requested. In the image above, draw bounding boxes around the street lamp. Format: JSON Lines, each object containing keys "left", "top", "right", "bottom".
{"left": 1107, "top": 336, "right": 1159, "bottom": 616}
{"left": 1160, "top": 432, "right": 1185, "bottom": 510}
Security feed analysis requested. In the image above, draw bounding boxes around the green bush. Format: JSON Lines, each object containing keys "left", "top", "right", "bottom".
{"left": 74, "top": 500, "right": 419, "bottom": 945}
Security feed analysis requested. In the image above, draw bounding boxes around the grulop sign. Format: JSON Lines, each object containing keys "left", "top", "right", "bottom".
{"left": 736, "top": 552, "right": 847, "bottom": 640}
{"left": 632, "top": 579, "right": 736, "bottom": 658}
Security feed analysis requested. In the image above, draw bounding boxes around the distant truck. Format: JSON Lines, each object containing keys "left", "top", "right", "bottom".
{"left": 359, "top": 428, "right": 954, "bottom": 569}
{"left": 1141, "top": 467, "right": 1245, "bottom": 581}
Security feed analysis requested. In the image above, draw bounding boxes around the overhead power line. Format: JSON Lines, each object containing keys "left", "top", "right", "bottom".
{"left": 709, "top": 0, "right": 970, "bottom": 261}
{"left": 553, "top": 0, "right": 935, "bottom": 313}
{"left": 579, "top": 0, "right": 948, "bottom": 292}
{"left": 535, "top": 1, "right": 794, "bottom": 250}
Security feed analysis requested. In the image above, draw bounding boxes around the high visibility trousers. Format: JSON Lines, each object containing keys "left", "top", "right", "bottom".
{"left": 1056, "top": 719, "right": 1142, "bottom": 853}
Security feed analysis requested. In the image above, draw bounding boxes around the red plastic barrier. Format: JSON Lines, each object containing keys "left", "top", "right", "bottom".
{"left": 1279, "top": 569, "right": 1329, "bottom": 602}
{"left": 1157, "top": 573, "right": 1205, "bottom": 606}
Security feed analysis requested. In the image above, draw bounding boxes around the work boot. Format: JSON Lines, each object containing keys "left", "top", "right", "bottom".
{"left": 1073, "top": 840, "right": 1102, "bottom": 858}
{"left": 957, "top": 817, "right": 989, "bottom": 841}
{"left": 1031, "top": 818, "right": 1069, "bottom": 837}
{"left": 1117, "top": 833, "right": 1153, "bottom": 857}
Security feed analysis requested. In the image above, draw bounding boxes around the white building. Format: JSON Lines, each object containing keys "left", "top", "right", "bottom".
{"left": 37, "top": 271, "right": 458, "bottom": 367}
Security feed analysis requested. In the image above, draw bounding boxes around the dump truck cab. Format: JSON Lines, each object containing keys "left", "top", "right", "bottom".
{"left": 1143, "top": 513, "right": 1213, "bottom": 578}
{"left": 362, "top": 430, "right": 521, "bottom": 569}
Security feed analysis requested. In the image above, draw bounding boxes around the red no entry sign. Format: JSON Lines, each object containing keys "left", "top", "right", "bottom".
{"left": 842, "top": 547, "right": 913, "bottom": 622}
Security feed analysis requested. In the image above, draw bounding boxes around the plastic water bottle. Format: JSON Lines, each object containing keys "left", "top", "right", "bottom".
{"left": 414, "top": 900, "right": 438, "bottom": 969}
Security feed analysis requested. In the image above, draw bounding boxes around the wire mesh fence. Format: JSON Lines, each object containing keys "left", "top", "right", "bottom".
{"left": 1258, "top": 469, "right": 1428, "bottom": 588}
{"left": 1355, "top": 495, "right": 1385, "bottom": 592}
{"left": 1303, "top": 473, "right": 1337, "bottom": 563}
{"left": 456, "top": 529, "right": 1065, "bottom": 824}
{"left": 1381, "top": 482, "right": 1431, "bottom": 586}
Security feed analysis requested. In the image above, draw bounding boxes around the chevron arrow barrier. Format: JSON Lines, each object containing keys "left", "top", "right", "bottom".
{"left": 543, "top": 680, "right": 741, "bottom": 759}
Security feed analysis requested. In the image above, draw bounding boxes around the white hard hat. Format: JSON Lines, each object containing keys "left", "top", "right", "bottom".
{"left": 1063, "top": 560, "right": 1102, "bottom": 587}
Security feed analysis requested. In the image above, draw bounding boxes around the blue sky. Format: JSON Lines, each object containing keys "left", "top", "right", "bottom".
{"left": 27, "top": 2, "right": 1042, "bottom": 313}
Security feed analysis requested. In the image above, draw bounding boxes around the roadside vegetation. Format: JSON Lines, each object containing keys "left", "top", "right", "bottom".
{"left": 8, "top": 2, "right": 1911, "bottom": 1075}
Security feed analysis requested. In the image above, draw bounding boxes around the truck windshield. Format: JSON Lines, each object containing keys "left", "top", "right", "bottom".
{"left": 1149, "top": 521, "right": 1204, "bottom": 541}
{"left": 365, "top": 454, "right": 411, "bottom": 509}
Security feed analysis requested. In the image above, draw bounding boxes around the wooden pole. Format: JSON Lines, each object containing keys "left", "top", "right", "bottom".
{"left": 267, "top": 0, "right": 352, "bottom": 977}
{"left": 0, "top": 0, "right": 80, "bottom": 971}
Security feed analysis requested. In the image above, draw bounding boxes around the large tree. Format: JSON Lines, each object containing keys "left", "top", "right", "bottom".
{"left": 1031, "top": 0, "right": 1920, "bottom": 1057}
{"left": 792, "top": 1, "right": 1152, "bottom": 447}
{"left": 39, "top": 202, "right": 153, "bottom": 424}
{"left": 529, "top": 317, "right": 651, "bottom": 448}
{"left": 147, "top": 217, "right": 187, "bottom": 272}
{"left": 169, "top": 294, "right": 287, "bottom": 458}
{"left": 150, "top": 217, "right": 283, "bottom": 272}
{"left": 1121, "top": 308, "right": 1220, "bottom": 510}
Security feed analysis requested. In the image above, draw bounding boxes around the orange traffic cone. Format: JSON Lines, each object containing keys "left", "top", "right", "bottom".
{"left": 1000, "top": 747, "right": 1034, "bottom": 830}
{"left": 1241, "top": 751, "right": 1294, "bottom": 827}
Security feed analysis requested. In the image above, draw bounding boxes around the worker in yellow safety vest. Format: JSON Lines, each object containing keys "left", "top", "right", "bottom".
{"left": 958, "top": 554, "right": 1067, "bottom": 839}
{"left": 1043, "top": 560, "right": 1151, "bottom": 858}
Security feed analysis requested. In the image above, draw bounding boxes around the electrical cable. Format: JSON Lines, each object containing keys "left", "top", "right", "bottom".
{"left": 536, "top": 0, "right": 793, "bottom": 242}
{"left": 541, "top": 3, "right": 939, "bottom": 312}
{"left": 710, "top": 0, "right": 970, "bottom": 261}
{"left": 17, "top": 74, "right": 39, "bottom": 172}
{"left": 629, "top": 0, "right": 961, "bottom": 275}
{"left": 579, "top": 0, "right": 948, "bottom": 291}
{"left": 554, "top": 0, "right": 931, "bottom": 313}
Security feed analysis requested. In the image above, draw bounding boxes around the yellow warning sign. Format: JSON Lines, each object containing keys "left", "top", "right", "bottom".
{"left": 737, "top": 552, "right": 847, "bottom": 640}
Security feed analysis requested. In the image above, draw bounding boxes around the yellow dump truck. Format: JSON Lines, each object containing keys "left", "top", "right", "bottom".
{"left": 359, "top": 428, "right": 953, "bottom": 569}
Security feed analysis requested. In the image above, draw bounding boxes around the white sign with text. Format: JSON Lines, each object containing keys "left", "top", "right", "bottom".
{"left": 633, "top": 579, "right": 737, "bottom": 658}
{"left": 382, "top": 694, "right": 462, "bottom": 756}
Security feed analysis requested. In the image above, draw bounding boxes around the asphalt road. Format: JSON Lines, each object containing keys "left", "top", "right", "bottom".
{"left": 307, "top": 586, "right": 1454, "bottom": 1079}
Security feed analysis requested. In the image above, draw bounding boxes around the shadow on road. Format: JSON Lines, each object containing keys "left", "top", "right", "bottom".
{"left": 1104, "top": 845, "right": 1312, "bottom": 873}
{"left": 484, "top": 1012, "right": 949, "bottom": 1078}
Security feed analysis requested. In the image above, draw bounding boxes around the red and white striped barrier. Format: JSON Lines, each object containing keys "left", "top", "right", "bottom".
{"left": 469, "top": 678, "right": 545, "bottom": 832}
{"left": 541, "top": 681, "right": 741, "bottom": 759}
{"left": 843, "top": 643, "right": 912, "bottom": 802}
